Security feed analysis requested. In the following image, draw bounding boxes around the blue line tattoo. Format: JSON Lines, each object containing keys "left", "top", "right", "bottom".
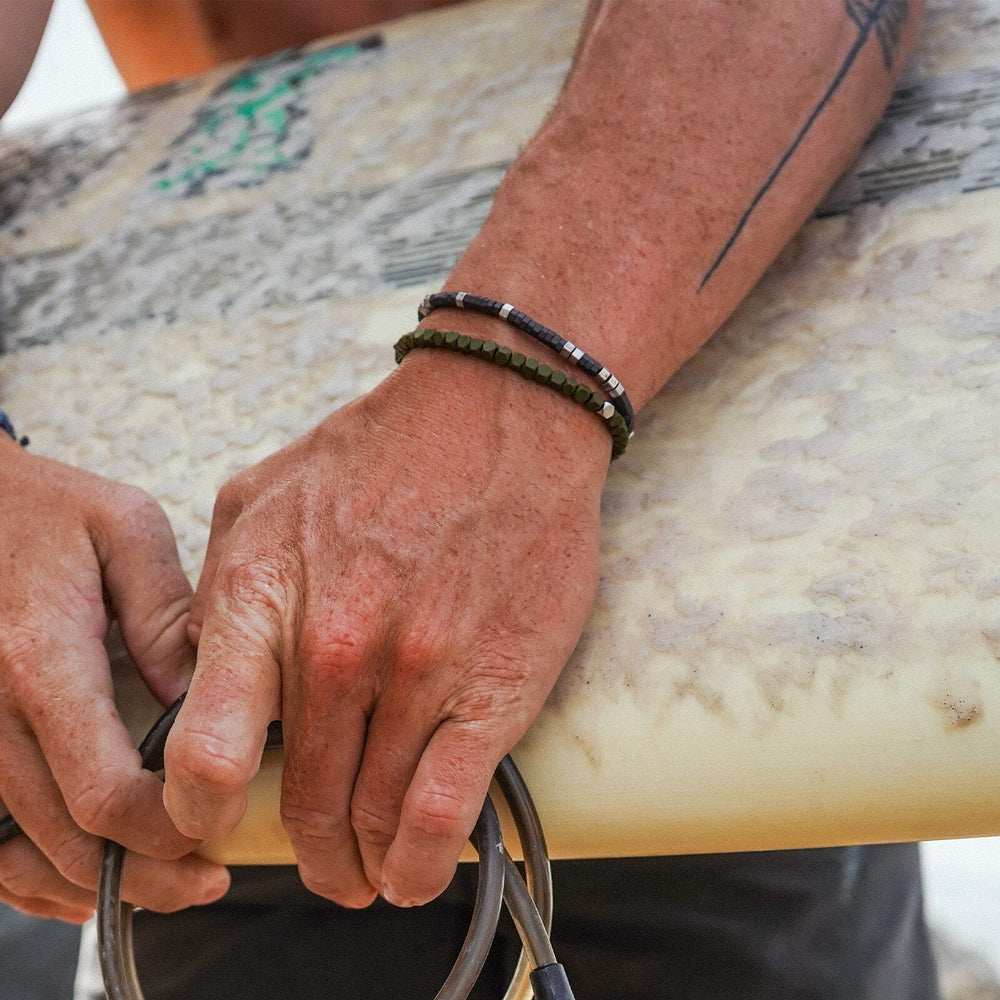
{"left": 699, "top": 0, "right": 908, "bottom": 291}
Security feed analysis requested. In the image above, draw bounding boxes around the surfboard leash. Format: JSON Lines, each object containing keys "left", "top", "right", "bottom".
{"left": 87, "top": 695, "right": 576, "bottom": 1000}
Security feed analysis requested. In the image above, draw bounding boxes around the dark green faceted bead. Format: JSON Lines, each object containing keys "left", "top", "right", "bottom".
{"left": 393, "top": 327, "right": 628, "bottom": 461}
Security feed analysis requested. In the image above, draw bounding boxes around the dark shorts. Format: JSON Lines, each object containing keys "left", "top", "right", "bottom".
{"left": 0, "top": 906, "right": 81, "bottom": 1000}
{"left": 131, "top": 844, "right": 939, "bottom": 1000}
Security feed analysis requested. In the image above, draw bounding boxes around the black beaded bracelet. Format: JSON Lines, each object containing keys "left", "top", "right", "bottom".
{"left": 0, "top": 410, "right": 28, "bottom": 447}
{"left": 395, "top": 328, "right": 629, "bottom": 460}
{"left": 418, "top": 291, "right": 635, "bottom": 436}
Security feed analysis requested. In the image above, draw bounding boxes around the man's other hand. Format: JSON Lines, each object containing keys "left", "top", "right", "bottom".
{"left": 0, "top": 441, "right": 230, "bottom": 921}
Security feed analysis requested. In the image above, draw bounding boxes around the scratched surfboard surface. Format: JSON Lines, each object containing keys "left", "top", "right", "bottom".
{"left": 1, "top": 0, "right": 1000, "bottom": 860}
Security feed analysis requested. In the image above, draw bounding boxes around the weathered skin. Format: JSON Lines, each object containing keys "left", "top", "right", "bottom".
{"left": 0, "top": 0, "right": 923, "bottom": 918}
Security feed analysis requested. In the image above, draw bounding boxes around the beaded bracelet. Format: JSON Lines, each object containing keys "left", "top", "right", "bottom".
{"left": 0, "top": 410, "right": 28, "bottom": 447}
{"left": 395, "top": 329, "right": 629, "bottom": 460}
{"left": 418, "top": 291, "right": 635, "bottom": 436}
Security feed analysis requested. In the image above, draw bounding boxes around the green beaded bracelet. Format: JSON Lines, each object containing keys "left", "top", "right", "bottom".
{"left": 394, "top": 328, "right": 629, "bottom": 460}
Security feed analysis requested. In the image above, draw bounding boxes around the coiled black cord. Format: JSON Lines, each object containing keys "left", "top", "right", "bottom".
{"left": 86, "top": 695, "right": 574, "bottom": 1000}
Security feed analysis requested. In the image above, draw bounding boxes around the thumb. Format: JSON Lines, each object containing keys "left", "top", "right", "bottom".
{"left": 91, "top": 484, "right": 196, "bottom": 705}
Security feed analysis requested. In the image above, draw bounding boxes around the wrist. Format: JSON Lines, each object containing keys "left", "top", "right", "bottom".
{"left": 396, "top": 329, "right": 628, "bottom": 459}
{"left": 416, "top": 293, "right": 634, "bottom": 437}
{"left": 370, "top": 327, "right": 613, "bottom": 480}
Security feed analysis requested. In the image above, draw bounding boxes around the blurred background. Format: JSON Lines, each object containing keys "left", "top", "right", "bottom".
{"left": 1, "top": 0, "right": 998, "bottom": 993}
{"left": 2, "top": 0, "right": 123, "bottom": 131}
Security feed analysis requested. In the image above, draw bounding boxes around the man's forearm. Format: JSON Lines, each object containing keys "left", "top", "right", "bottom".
{"left": 440, "top": 0, "right": 922, "bottom": 409}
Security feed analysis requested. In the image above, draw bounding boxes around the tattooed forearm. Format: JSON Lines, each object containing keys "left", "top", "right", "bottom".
{"left": 848, "top": 0, "right": 909, "bottom": 70}
{"left": 699, "top": 0, "right": 909, "bottom": 291}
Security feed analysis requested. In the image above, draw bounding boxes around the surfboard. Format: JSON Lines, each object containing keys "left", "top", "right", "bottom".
{"left": 2, "top": 0, "right": 999, "bottom": 865}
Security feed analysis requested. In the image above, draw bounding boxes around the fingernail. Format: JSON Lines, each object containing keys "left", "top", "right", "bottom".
{"left": 381, "top": 880, "right": 410, "bottom": 908}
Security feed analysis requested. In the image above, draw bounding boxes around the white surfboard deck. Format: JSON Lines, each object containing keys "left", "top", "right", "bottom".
{"left": 2, "top": 0, "right": 1000, "bottom": 864}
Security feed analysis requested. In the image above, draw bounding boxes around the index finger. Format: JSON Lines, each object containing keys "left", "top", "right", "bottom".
{"left": 163, "top": 559, "right": 283, "bottom": 842}
{"left": 15, "top": 631, "right": 198, "bottom": 859}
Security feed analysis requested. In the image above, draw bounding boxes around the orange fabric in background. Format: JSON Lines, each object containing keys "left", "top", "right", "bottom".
{"left": 86, "top": 0, "right": 460, "bottom": 91}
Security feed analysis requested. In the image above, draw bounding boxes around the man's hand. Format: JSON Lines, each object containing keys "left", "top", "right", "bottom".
{"left": 0, "top": 441, "right": 230, "bottom": 921}
{"left": 164, "top": 349, "right": 609, "bottom": 907}
{"left": 165, "top": 0, "right": 923, "bottom": 910}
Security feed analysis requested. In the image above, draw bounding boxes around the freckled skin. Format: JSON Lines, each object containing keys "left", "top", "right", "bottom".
{"left": 0, "top": 438, "right": 229, "bottom": 920}
{"left": 165, "top": 359, "right": 608, "bottom": 906}
{"left": 0, "top": 0, "right": 922, "bottom": 915}
{"left": 166, "top": 0, "right": 923, "bottom": 908}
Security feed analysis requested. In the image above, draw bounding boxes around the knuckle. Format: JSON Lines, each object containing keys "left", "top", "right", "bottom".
{"left": 444, "top": 647, "right": 534, "bottom": 723}
{"left": 404, "top": 785, "right": 474, "bottom": 841}
{"left": 281, "top": 800, "right": 352, "bottom": 847}
{"left": 0, "top": 856, "right": 40, "bottom": 898}
{"left": 394, "top": 624, "right": 451, "bottom": 682}
{"left": 217, "top": 557, "right": 291, "bottom": 622}
{"left": 298, "top": 618, "right": 369, "bottom": 679}
{"left": 0, "top": 626, "right": 44, "bottom": 693}
{"left": 168, "top": 730, "right": 251, "bottom": 799}
{"left": 214, "top": 473, "right": 251, "bottom": 515}
{"left": 66, "top": 773, "right": 129, "bottom": 837}
{"left": 210, "top": 482, "right": 243, "bottom": 530}
{"left": 111, "top": 483, "right": 167, "bottom": 532}
{"left": 349, "top": 799, "right": 396, "bottom": 848}
{"left": 127, "top": 594, "right": 191, "bottom": 664}
{"left": 473, "top": 644, "right": 533, "bottom": 691}
{"left": 50, "top": 834, "right": 98, "bottom": 889}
